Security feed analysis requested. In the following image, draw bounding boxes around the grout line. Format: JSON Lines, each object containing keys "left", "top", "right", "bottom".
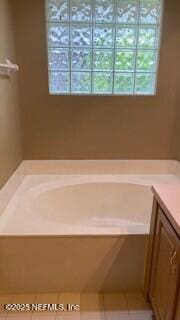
{"left": 102, "top": 293, "right": 106, "bottom": 320}
{"left": 124, "top": 292, "right": 131, "bottom": 319}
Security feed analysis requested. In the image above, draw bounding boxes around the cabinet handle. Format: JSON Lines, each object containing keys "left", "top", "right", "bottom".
{"left": 170, "top": 250, "right": 177, "bottom": 273}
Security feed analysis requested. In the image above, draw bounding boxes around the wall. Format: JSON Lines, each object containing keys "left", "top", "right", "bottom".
{"left": 174, "top": 75, "right": 180, "bottom": 161}
{"left": 11, "top": 0, "right": 180, "bottom": 160}
{"left": 172, "top": 0, "right": 180, "bottom": 162}
{"left": 0, "top": 0, "right": 22, "bottom": 188}
{"left": 175, "top": 32, "right": 180, "bottom": 161}
{"left": 175, "top": 98, "right": 180, "bottom": 161}
{"left": 176, "top": 116, "right": 180, "bottom": 161}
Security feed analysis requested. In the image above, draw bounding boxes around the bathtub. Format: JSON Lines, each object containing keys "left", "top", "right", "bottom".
{"left": 0, "top": 160, "right": 180, "bottom": 293}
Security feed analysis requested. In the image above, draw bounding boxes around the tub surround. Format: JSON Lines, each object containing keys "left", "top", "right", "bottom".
{"left": 152, "top": 185, "right": 180, "bottom": 235}
{"left": 0, "top": 236, "right": 148, "bottom": 293}
{"left": 0, "top": 160, "right": 180, "bottom": 294}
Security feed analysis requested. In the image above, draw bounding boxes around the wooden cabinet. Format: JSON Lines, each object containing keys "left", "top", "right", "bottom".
{"left": 145, "top": 200, "right": 180, "bottom": 320}
{"left": 175, "top": 290, "right": 180, "bottom": 320}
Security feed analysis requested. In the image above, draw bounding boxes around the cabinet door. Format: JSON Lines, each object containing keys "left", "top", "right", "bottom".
{"left": 150, "top": 208, "right": 180, "bottom": 320}
{"left": 175, "top": 290, "right": 180, "bottom": 320}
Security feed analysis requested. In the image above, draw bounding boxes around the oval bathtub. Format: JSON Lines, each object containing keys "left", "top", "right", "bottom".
{"left": 30, "top": 182, "right": 153, "bottom": 233}
{"left": 0, "top": 176, "right": 154, "bottom": 235}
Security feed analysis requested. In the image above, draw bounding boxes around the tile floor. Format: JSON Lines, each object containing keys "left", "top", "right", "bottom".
{"left": 0, "top": 293, "right": 153, "bottom": 320}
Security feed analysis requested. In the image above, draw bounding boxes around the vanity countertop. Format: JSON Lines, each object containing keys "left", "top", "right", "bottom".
{"left": 152, "top": 184, "right": 180, "bottom": 236}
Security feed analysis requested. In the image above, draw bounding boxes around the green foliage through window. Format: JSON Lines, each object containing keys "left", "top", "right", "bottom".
{"left": 46, "top": 0, "right": 163, "bottom": 95}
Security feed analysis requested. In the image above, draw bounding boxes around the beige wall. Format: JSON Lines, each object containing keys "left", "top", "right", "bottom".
{"left": 172, "top": 0, "right": 180, "bottom": 162}
{"left": 11, "top": 0, "right": 180, "bottom": 160}
{"left": 174, "top": 98, "right": 180, "bottom": 161}
{"left": 176, "top": 122, "right": 180, "bottom": 161}
{"left": 0, "top": 0, "right": 22, "bottom": 188}
{"left": 175, "top": 44, "right": 180, "bottom": 162}
{"left": 174, "top": 71, "right": 180, "bottom": 161}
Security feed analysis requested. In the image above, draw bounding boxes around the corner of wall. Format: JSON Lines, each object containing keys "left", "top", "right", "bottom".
{"left": 0, "top": 0, "right": 23, "bottom": 189}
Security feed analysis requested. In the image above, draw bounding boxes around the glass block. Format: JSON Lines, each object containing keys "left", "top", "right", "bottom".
{"left": 140, "top": 1, "right": 161, "bottom": 24}
{"left": 114, "top": 73, "right": 134, "bottom": 94}
{"left": 49, "top": 71, "right": 69, "bottom": 93}
{"left": 93, "top": 50, "right": 113, "bottom": 71}
{"left": 116, "top": 26, "right": 137, "bottom": 48}
{"left": 71, "top": 72, "right": 91, "bottom": 93}
{"left": 115, "top": 51, "right": 135, "bottom": 71}
{"left": 71, "top": 0, "right": 92, "bottom": 22}
{"left": 94, "top": 25, "right": 114, "bottom": 48}
{"left": 48, "top": 23, "right": 69, "bottom": 47}
{"left": 71, "top": 49, "right": 91, "bottom": 71}
{"left": 93, "top": 72, "right": 112, "bottom": 94}
{"left": 138, "top": 27, "right": 159, "bottom": 49}
{"left": 47, "top": 0, "right": 69, "bottom": 22}
{"left": 71, "top": 25, "right": 91, "bottom": 47}
{"left": 135, "top": 73, "right": 156, "bottom": 94}
{"left": 94, "top": 0, "right": 114, "bottom": 22}
{"left": 117, "top": 0, "right": 139, "bottom": 24}
{"left": 48, "top": 48, "right": 69, "bottom": 70}
{"left": 136, "top": 50, "right": 157, "bottom": 71}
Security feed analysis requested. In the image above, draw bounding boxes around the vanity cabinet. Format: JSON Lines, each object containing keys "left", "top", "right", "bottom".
{"left": 145, "top": 197, "right": 180, "bottom": 320}
{"left": 175, "top": 290, "right": 180, "bottom": 320}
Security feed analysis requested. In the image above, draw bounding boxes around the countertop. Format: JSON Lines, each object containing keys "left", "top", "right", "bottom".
{"left": 152, "top": 184, "right": 180, "bottom": 236}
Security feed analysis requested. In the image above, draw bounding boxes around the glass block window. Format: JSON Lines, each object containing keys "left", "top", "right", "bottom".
{"left": 46, "top": 0, "right": 163, "bottom": 95}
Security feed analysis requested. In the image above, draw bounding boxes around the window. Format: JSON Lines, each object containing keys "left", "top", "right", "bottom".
{"left": 46, "top": 0, "right": 163, "bottom": 95}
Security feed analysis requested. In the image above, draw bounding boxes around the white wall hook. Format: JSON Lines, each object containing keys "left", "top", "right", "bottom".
{"left": 0, "top": 59, "right": 19, "bottom": 74}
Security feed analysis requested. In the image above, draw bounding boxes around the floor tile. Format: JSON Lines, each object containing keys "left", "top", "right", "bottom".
{"left": 80, "top": 294, "right": 104, "bottom": 320}
{"left": 103, "top": 293, "right": 129, "bottom": 320}
{"left": 0, "top": 295, "right": 13, "bottom": 314}
{"left": 57, "top": 293, "right": 80, "bottom": 319}
{"left": 80, "top": 294, "right": 104, "bottom": 312}
{"left": 125, "top": 293, "right": 151, "bottom": 313}
{"left": 58, "top": 293, "right": 80, "bottom": 306}
{"left": 81, "top": 311, "right": 104, "bottom": 320}
{"left": 0, "top": 292, "right": 153, "bottom": 320}
{"left": 103, "top": 293, "right": 128, "bottom": 311}
{"left": 35, "top": 294, "right": 58, "bottom": 304}
{"left": 104, "top": 311, "right": 129, "bottom": 320}
{"left": 7, "top": 294, "right": 36, "bottom": 316}
{"left": 57, "top": 293, "right": 80, "bottom": 314}
{"left": 32, "top": 294, "right": 58, "bottom": 320}
{"left": 31, "top": 293, "right": 58, "bottom": 318}
{"left": 31, "top": 311, "right": 56, "bottom": 319}
{"left": 6, "top": 316, "right": 32, "bottom": 319}
{"left": 56, "top": 313, "right": 80, "bottom": 320}
{"left": 32, "top": 315, "right": 56, "bottom": 320}
{"left": 32, "top": 315, "right": 55, "bottom": 320}
{"left": 129, "top": 311, "right": 153, "bottom": 320}
{"left": 0, "top": 313, "right": 6, "bottom": 318}
{"left": 12, "top": 294, "right": 35, "bottom": 304}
